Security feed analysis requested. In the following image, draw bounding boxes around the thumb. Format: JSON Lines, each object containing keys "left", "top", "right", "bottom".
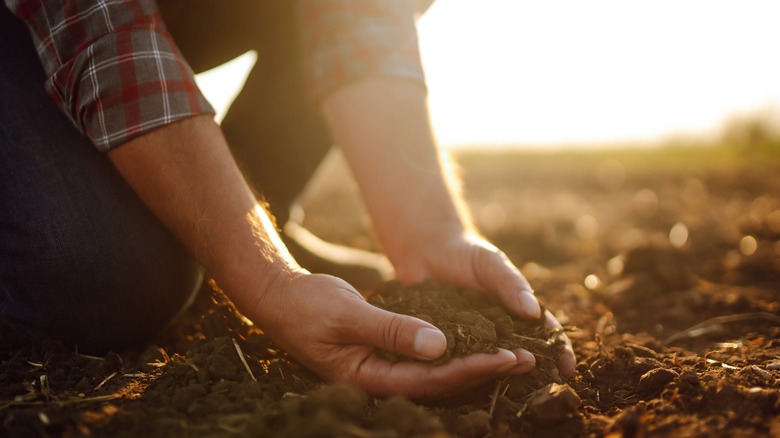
{"left": 349, "top": 301, "right": 447, "bottom": 361}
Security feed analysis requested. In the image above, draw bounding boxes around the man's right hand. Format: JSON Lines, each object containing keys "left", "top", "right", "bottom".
{"left": 248, "top": 272, "right": 536, "bottom": 398}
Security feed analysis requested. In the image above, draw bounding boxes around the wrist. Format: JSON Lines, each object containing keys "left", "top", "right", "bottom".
{"left": 209, "top": 204, "right": 308, "bottom": 319}
{"left": 223, "top": 259, "right": 307, "bottom": 326}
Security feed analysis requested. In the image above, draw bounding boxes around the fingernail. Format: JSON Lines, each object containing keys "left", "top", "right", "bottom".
{"left": 514, "top": 348, "right": 536, "bottom": 366}
{"left": 496, "top": 349, "right": 519, "bottom": 372}
{"left": 560, "top": 346, "right": 577, "bottom": 377}
{"left": 518, "top": 291, "right": 542, "bottom": 319}
{"left": 510, "top": 349, "right": 536, "bottom": 374}
{"left": 414, "top": 328, "right": 447, "bottom": 360}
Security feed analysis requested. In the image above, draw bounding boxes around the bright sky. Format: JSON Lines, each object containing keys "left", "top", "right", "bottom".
{"left": 196, "top": 0, "right": 780, "bottom": 149}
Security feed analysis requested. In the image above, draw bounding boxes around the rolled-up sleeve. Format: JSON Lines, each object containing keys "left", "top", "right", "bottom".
{"left": 4, "top": 0, "right": 214, "bottom": 151}
{"left": 299, "top": 0, "right": 427, "bottom": 103}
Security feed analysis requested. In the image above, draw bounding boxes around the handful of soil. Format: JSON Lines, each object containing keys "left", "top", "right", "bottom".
{"left": 368, "top": 280, "right": 565, "bottom": 366}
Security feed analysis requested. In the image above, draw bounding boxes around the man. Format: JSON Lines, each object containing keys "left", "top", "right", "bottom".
{"left": 0, "top": 1, "right": 574, "bottom": 398}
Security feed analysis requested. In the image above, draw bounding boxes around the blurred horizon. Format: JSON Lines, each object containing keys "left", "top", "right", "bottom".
{"left": 196, "top": 0, "right": 780, "bottom": 150}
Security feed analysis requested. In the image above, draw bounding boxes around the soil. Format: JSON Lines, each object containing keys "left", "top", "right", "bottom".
{"left": 2, "top": 148, "right": 780, "bottom": 437}
{"left": 368, "top": 280, "right": 565, "bottom": 374}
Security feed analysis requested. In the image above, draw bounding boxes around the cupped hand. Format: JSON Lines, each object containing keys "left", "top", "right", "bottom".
{"left": 247, "top": 272, "right": 535, "bottom": 398}
{"left": 390, "top": 230, "right": 577, "bottom": 378}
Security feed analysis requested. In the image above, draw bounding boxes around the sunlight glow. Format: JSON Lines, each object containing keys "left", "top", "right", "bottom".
{"left": 417, "top": 0, "right": 780, "bottom": 148}
{"left": 195, "top": 1, "right": 780, "bottom": 149}
{"left": 195, "top": 51, "right": 257, "bottom": 123}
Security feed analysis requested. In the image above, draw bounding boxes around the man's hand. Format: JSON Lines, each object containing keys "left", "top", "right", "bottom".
{"left": 389, "top": 229, "right": 577, "bottom": 378}
{"left": 250, "top": 272, "right": 534, "bottom": 398}
{"left": 322, "top": 78, "right": 576, "bottom": 378}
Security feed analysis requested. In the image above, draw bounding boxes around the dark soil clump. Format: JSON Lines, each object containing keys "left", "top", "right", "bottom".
{"left": 369, "top": 280, "right": 565, "bottom": 370}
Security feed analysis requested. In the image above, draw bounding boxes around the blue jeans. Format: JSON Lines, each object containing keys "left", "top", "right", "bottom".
{"left": 0, "top": 7, "right": 203, "bottom": 352}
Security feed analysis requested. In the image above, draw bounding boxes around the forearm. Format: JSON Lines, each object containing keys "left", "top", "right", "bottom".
{"left": 321, "top": 78, "right": 473, "bottom": 276}
{"left": 108, "top": 115, "right": 299, "bottom": 314}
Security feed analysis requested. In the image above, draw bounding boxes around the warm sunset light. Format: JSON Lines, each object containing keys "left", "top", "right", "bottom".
{"left": 4, "top": 1, "right": 779, "bottom": 433}
{"left": 196, "top": 0, "right": 780, "bottom": 149}
{"left": 417, "top": 0, "right": 780, "bottom": 149}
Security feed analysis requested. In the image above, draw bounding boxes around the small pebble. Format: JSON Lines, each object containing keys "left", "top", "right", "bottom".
{"left": 637, "top": 368, "right": 679, "bottom": 394}
{"left": 524, "top": 383, "right": 581, "bottom": 425}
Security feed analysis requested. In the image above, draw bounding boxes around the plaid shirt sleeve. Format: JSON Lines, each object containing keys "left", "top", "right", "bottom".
{"left": 299, "top": 0, "right": 427, "bottom": 103}
{"left": 4, "top": 0, "right": 214, "bottom": 152}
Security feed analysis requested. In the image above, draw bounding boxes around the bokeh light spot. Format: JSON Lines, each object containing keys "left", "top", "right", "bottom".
{"left": 739, "top": 235, "right": 758, "bottom": 256}
{"left": 607, "top": 255, "right": 625, "bottom": 276}
{"left": 522, "top": 262, "right": 541, "bottom": 281}
{"left": 634, "top": 189, "right": 659, "bottom": 217}
{"left": 575, "top": 214, "right": 599, "bottom": 239}
{"left": 669, "top": 222, "right": 689, "bottom": 248}
{"left": 584, "top": 274, "right": 601, "bottom": 290}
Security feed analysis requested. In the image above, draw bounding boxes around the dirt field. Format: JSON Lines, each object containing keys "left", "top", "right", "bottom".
{"left": 1, "top": 146, "right": 779, "bottom": 437}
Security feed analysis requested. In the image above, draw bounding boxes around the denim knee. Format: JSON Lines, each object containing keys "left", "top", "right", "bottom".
{"left": 0, "top": 172, "right": 203, "bottom": 353}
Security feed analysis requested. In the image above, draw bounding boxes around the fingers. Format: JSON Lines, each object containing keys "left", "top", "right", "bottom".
{"left": 545, "top": 310, "right": 576, "bottom": 377}
{"left": 354, "top": 348, "right": 534, "bottom": 398}
{"left": 330, "top": 297, "right": 538, "bottom": 398}
{"left": 510, "top": 348, "right": 537, "bottom": 374}
{"left": 471, "top": 244, "right": 541, "bottom": 319}
{"left": 345, "top": 298, "right": 447, "bottom": 361}
{"left": 470, "top": 243, "right": 576, "bottom": 378}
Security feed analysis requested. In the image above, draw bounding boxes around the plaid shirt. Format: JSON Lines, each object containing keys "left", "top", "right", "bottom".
{"left": 299, "top": 0, "right": 426, "bottom": 103}
{"left": 5, "top": 0, "right": 426, "bottom": 151}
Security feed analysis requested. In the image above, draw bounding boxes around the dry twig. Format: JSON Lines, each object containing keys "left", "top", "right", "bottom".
{"left": 171, "top": 354, "right": 199, "bottom": 372}
{"left": 488, "top": 378, "right": 506, "bottom": 418}
{"left": 78, "top": 353, "right": 105, "bottom": 361}
{"left": 94, "top": 371, "right": 117, "bottom": 391}
{"left": 232, "top": 337, "right": 257, "bottom": 382}
{"left": 39, "top": 375, "right": 51, "bottom": 401}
